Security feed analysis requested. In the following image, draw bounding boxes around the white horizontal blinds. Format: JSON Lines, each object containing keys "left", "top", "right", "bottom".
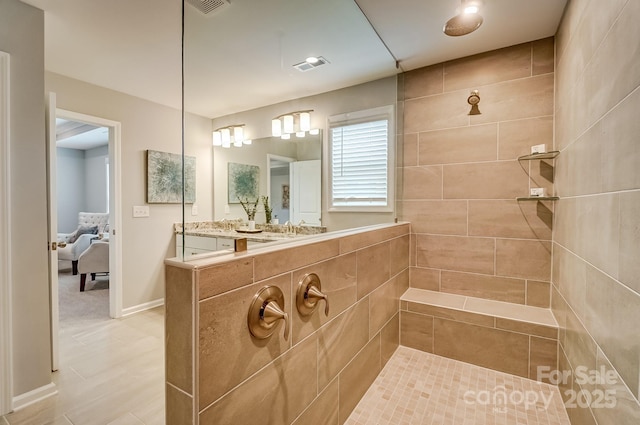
{"left": 331, "top": 119, "right": 388, "bottom": 206}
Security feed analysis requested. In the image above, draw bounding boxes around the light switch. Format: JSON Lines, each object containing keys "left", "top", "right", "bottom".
{"left": 133, "top": 205, "right": 149, "bottom": 217}
{"left": 224, "top": 204, "right": 230, "bottom": 214}
{"left": 191, "top": 204, "right": 198, "bottom": 216}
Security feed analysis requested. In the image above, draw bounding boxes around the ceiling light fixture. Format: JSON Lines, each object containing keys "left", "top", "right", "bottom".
{"left": 271, "top": 110, "right": 318, "bottom": 139}
{"left": 212, "top": 124, "right": 249, "bottom": 148}
{"left": 444, "top": 0, "right": 484, "bottom": 37}
{"left": 292, "top": 56, "right": 329, "bottom": 72}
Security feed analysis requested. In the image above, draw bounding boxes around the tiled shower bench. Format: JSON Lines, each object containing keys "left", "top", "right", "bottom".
{"left": 399, "top": 288, "right": 559, "bottom": 382}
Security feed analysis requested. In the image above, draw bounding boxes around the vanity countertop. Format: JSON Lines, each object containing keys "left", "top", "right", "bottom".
{"left": 175, "top": 220, "right": 327, "bottom": 244}
{"left": 180, "top": 228, "right": 303, "bottom": 243}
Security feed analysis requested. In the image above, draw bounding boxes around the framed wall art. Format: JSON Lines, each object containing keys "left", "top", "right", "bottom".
{"left": 146, "top": 150, "right": 196, "bottom": 203}
{"left": 228, "top": 162, "right": 259, "bottom": 204}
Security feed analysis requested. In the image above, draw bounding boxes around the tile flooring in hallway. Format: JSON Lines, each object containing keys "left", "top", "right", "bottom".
{"left": 1, "top": 307, "right": 165, "bottom": 425}
{"left": 346, "top": 346, "right": 570, "bottom": 425}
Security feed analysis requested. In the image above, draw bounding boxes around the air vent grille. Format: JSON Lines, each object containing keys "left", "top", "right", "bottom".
{"left": 186, "top": 0, "right": 230, "bottom": 16}
{"left": 293, "top": 56, "right": 329, "bottom": 72}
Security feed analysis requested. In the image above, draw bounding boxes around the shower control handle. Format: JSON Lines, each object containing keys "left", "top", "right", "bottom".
{"left": 307, "top": 285, "right": 329, "bottom": 316}
{"left": 297, "top": 273, "right": 329, "bottom": 317}
{"left": 262, "top": 300, "right": 289, "bottom": 340}
{"left": 247, "top": 286, "right": 289, "bottom": 340}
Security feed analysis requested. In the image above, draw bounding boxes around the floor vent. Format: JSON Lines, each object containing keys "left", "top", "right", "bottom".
{"left": 186, "top": 0, "right": 230, "bottom": 16}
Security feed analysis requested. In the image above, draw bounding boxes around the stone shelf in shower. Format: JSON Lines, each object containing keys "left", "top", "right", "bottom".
{"left": 517, "top": 151, "right": 560, "bottom": 160}
{"left": 516, "top": 196, "right": 559, "bottom": 201}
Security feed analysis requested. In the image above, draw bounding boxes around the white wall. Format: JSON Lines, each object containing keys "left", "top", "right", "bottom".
{"left": 56, "top": 145, "right": 108, "bottom": 233}
{"left": 56, "top": 147, "right": 85, "bottom": 233}
{"left": 84, "top": 145, "right": 108, "bottom": 213}
{"left": 0, "top": 0, "right": 52, "bottom": 401}
{"left": 46, "top": 72, "right": 212, "bottom": 312}
{"left": 212, "top": 77, "right": 397, "bottom": 231}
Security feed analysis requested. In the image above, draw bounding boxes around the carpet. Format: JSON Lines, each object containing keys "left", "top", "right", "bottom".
{"left": 58, "top": 262, "right": 110, "bottom": 327}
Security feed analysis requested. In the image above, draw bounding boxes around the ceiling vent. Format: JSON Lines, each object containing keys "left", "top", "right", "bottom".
{"left": 186, "top": 0, "right": 230, "bottom": 16}
{"left": 293, "top": 56, "right": 329, "bottom": 72}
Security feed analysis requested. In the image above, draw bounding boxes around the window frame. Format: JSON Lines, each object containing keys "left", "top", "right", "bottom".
{"left": 327, "top": 105, "right": 395, "bottom": 213}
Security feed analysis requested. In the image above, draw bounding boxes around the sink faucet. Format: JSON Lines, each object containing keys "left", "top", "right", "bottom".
{"left": 283, "top": 220, "right": 295, "bottom": 235}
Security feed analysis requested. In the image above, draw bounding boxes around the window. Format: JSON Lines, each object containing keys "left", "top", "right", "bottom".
{"left": 328, "top": 105, "right": 394, "bottom": 211}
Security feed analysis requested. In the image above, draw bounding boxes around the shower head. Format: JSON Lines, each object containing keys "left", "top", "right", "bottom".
{"left": 443, "top": 0, "right": 484, "bottom": 37}
{"left": 467, "top": 90, "right": 481, "bottom": 115}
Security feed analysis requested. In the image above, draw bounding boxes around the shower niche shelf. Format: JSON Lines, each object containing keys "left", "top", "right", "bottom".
{"left": 516, "top": 196, "right": 559, "bottom": 201}
{"left": 517, "top": 149, "right": 560, "bottom": 201}
{"left": 517, "top": 151, "right": 560, "bottom": 161}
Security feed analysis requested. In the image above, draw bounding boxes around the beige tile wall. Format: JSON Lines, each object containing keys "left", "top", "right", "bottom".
{"left": 400, "top": 38, "right": 555, "bottom": 308}
{"left": 165, "top": 224, "right": 409, "bottom": 425}
{"left": 554, "top": 0, "right": 640, "bottom": 424}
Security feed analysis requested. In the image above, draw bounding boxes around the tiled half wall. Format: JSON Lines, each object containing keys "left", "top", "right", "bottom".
{"left": 165, "top": 223, "right": 410, "bottom": 425}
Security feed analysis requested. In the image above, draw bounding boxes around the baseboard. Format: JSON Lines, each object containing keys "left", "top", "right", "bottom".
{"left": 121, "top": 298, "right": 164, "bottom": 317}
{"left": 12, "top": 382, "right": 57, "bottom": 412}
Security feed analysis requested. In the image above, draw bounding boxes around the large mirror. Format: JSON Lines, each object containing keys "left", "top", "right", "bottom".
{"left": 213, "top": 133, "right": 322, "bottom": 225}
{"left": 180, "top": 0, "right": 399, "bottom": 260}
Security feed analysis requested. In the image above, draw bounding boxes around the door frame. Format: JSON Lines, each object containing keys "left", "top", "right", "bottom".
{"left": 266, "top": 154, "right": 295, "bottom": 222}
{"left": 0, "top": 51, "right": 13, "bottom": 415}
{"left": 49, "top": 107, "right": 123, "bottom": 363}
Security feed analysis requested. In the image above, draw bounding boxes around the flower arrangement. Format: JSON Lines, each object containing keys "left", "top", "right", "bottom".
{"left": 262, "top": 196, "right": 273, "bottom": 224}
{"left": 238, "top": 197, "right": 258, "bottom": 221}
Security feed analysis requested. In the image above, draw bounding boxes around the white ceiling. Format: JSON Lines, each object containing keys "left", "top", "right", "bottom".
{"left": 56, "top": 118, "right": 108, "bottom": 150}
{"left": 21, "top": 0, "right": 567, "bottom": 119}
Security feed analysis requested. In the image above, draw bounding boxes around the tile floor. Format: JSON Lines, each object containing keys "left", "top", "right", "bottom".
{"left": 1, "top": 307, "right": 165, "bottom": 425}
{"left": 346, "top": 346, "right": 570, "bottom": 425}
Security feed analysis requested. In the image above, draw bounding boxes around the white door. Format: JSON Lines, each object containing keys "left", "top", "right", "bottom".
{"left": 0, "top": 50, "right": 12, "bottom": 416}
{"left": 45, "top": 93, "right": 59, "bottom": 371}
{"left": 290, "top": 160, "right": 321, "bottom": 225}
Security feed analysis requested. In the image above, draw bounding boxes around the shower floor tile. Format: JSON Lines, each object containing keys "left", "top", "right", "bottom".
{"left": 345, "top": 346, "right": 570, "bottom": 425}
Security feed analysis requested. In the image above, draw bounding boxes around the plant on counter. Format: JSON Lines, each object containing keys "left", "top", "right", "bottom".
{"left": 238, "top": 197, "right": 259, "bottom": 221}
{"left": 262, "top": 195, "right": 273, "bottom": 224}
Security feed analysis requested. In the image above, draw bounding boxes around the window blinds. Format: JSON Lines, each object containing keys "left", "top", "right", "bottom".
{"left": 330, "top": 119, "right": 388, "bottom": 207}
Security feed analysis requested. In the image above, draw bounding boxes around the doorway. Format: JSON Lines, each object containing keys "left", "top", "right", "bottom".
{"left": 56, "top": 119, "right": 110, "bottom": 319}
{"left": 47, "top": 99, "right": 122, "bottom": 370}
{"left": 267, "top": 154, "right": 295, "bottom": 223}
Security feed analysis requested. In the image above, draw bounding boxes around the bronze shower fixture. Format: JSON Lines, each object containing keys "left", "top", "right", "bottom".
{"left": 467, "top": 90, "right": 481, "bottom": 115}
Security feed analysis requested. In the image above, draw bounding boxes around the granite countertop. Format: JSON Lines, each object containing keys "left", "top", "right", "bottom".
{"left": 175, "top": 220, "right": 327, "bottom": 244}
{"left": 181, "top": 228, "right": 301, "bottom": 243}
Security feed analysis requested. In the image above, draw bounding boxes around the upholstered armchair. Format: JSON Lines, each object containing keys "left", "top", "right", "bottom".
{"left": 58, "top": 212, "right": 109, "bottom": 275}
{"left": 78, "top": 240, "right": 109, "bottom": 291}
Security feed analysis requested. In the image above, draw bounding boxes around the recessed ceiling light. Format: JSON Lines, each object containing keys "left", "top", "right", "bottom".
{"left": 306, "top": 56, "right": 319, "bottom": 64}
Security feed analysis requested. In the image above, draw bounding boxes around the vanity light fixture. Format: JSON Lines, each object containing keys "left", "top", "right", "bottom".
{"left": 283, "top": 115, "right": 294, "bottom": 134}
{"left": 271, "top": 110, "right": 318, "bottom": 139}
{"left": 212, "top": 131, "right": 222, "bottom": 146}
{"left": 213, "top": 124, "right": 249, "bottom": 148}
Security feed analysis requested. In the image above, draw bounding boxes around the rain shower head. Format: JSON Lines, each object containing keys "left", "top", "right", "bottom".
{"left": 443, "top": 0, "right": 484, "bottom": 37}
